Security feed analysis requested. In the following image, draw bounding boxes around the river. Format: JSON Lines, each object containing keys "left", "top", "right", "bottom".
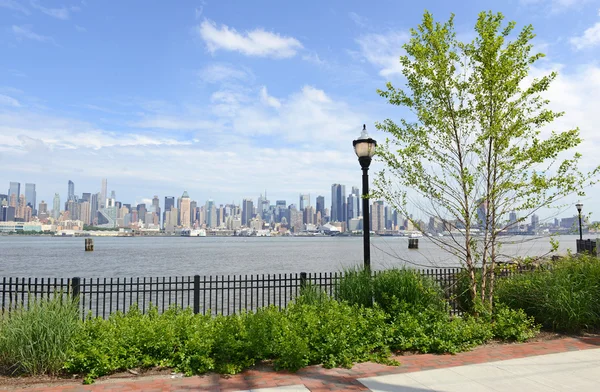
{"left": 0, "top": 235, "right": 582, "bottom": 278}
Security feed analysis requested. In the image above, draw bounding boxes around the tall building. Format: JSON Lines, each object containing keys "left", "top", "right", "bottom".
{"left": 316, "top": 195, "right": 325, "bottom": 220}
{"left": 25, "top": 183, "right": 36, "bottom": 216}
{"left": 205, "top": 199, "right": 216, "bottom": 228}
{"left": 82, "top": 192, "right": 91, "bottom": 202}
{"left": 53, "top": 193, "right": 61, "bottom": 219}
{"left": 100, "top": 178, "right": 107, "bottom": 208}
{"left": 299, "top": 194, "right": 310, "bottom": 211}
{"left": 79, "top": 201, "right": 91, "bottom": 225}
{"left": 68, "top": 180, "right": 75, "bottom": 201}
{"left": 164, "top": 196, "right": 175, "bottom": 228}
{"left": 0, "top": 194, "right": 7, "bottom": 205}
{"left": 347, "top": 193, "right": 359, "bottom": 224}
{"left": 242, "top": 198, "right": 254, "bottom": 226}
{"left": 90, "top": 193, "right": 99, "bottom": 224}
{"left": 508, "top": 211, "right": 518, "bottom": 233}
{"left": 371, "top": 201, "right": 385, "bottom": 232}
{"left": 331, "top": 184, "right": 346, "bottom": 224}
{"left": 531, "top": 214, "right": 539, "bottom": 231}
{"left": 351, "top": 186, "right": 360, "bottom": 216}
{"left": 38, "top": 200, "right": 48, "bottom": 218}
{"left": 8, "top": 182, "right": 20, "bottom": 205}
{"left": 179, "top": 191, "right": 191, "bottom": 228}
{"left": 17, "top": 194, "right": 26, "bottom": 220}
{"left": 137, "top": 204, "right": 147, "bottom": 223}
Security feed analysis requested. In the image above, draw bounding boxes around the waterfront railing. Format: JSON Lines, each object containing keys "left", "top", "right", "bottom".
{"left": 1, "top": 268, "right": 522, "bottom": 319}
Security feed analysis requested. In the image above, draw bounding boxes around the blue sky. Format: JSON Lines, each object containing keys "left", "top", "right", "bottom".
{"left": 1, "top": 0, "right": 599, "bottom": 220}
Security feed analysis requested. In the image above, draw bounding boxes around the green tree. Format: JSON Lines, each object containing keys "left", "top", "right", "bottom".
{"left": 373, "top": 11, "right": 599, "bottom": 312}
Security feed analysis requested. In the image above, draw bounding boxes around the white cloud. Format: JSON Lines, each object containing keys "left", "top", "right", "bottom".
{"left": 30, "top": 1, "right": 70, "bottom": 20}
{"left": 0, "top": 94, "right": 21, "bottom": 107}
{"left": 198, "top": 63, "right": 252, "bottom": 84}
{"left": 196, "top": 19, "right": 303, "bottom": 58}
{"left": 570, "top": 22, "right": 600, "bottom": 49}
{"left": 0, "top": 0, "right": 30, "bottom": 14}
{"left": 75, "top": 25, "right": 87, "bottom": 32}
{"left": 259, "top": 86, "right": 281, "bottom": 108}
{"left": 302, "top": 52, "right": 327, "bottom": 66}
{"left": 349, "top": 12, "right": 368, "bottom": 28}
{"left": 520, "top": 0, "right": 590, "bottom": 11}
{"left": 355, "top": 31, "right": 408, "bottom": 77}
{"left": 131, "top": 116, "right": 219, "bottom": 131}
{"left": 12, "top": 25, "right": 55, "bottom": 44}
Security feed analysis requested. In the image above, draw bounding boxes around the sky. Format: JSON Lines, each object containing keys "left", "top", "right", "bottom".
{"left": 0, "top": 0, "right": 599, "bottom": 219}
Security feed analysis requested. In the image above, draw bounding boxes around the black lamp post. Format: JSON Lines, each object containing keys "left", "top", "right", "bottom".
{"left": 353, "top": 124, "right": 377, "bottom": 272}
{"left": 576, "top": 203, "right": 583, "bottom": 241}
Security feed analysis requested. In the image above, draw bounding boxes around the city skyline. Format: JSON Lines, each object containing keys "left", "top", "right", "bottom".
{"left": 0, "top": 1, "right": 598, "bottom": 217}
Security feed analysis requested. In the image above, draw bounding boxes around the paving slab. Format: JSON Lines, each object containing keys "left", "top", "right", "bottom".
{"left": 358, "top": 348, "right": 600, "bottom": 392}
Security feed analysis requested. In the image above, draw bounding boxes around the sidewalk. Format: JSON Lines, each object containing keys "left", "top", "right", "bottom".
{"left": 4, "top": 336, "right": 599, "bottom": 391}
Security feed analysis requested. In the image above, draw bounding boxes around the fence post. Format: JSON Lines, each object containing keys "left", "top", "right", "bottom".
{"left": 193, "top": 275, "right": 200, "bottom": 314}
{"left": 71, "top": 277, "right": 81, "bottom": 317}
{"left": 300, "top": 272, "right": 307, "bottom": 290}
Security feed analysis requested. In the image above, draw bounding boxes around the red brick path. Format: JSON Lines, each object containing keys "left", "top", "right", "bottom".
{"left": 5, "top": 336, "right": 600, "bottom": 392}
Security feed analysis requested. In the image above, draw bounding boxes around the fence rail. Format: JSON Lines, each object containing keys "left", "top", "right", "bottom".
{"left": 1, "top": 268, "right": 523, "bottom": 319}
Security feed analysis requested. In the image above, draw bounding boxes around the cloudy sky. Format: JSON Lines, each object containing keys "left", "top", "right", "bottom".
{"left": 0, "top": 0, "right": 599, "bottom": 218}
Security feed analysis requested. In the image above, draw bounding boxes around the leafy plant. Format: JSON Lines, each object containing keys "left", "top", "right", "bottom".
{"left": 373, "top": 268, "right": 445, "bottom": 313}
{"left": 492, "top": 305, "right": 539, "bottom": 342}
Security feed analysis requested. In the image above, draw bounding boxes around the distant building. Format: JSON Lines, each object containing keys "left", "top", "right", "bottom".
{"left": 68, "top": 180, "right": 75, "bottom": 201}
{"left": 53, "top": 193, "right": 61, "bottom": 220}
{"left": 331, "top": 184, "right": 346, "bottom": 224}
{"left": 8, "top": 182, "right": 20, "bottom": 207}
{"left": 100, "top": 178, "right": 108, "bottom": 208}
{"left": 299, "top": 194, "right": 310, "bottom": 211}
{"left": 25, "top": 183, "right": 36, "bottom": 216}
{"left": 242, "top": 198, "right": 253, "bottom": 226}
{"left": 316, "top": 195, "right": 325, "bottom": 219}
{"left": 531, "top": 214, "right": 539, "bottom": 231}
{"left": 371, "top": 201, "right": 385, "bottom": 233}
{"left": 179, "top": 191, "right": 191, "bottom": 228}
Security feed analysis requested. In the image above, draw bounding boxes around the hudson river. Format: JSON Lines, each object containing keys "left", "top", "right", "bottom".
{"left": 0, "top": 235, "right": 583, "bottom": 278}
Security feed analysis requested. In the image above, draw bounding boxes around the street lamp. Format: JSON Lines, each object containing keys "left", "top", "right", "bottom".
{"left": 353, "top": 124, "right": 377, "bottom": 272}
{"left": 576, "top": 202, "right": 583, "bottom": 241}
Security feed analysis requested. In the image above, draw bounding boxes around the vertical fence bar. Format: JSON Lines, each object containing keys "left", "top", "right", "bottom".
{"left": 193, "top": 275, "right": 200, "bottom": 314}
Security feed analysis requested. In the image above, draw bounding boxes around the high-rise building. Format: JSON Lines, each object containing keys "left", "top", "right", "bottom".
{"left": 531, "top": 214, "right": 539, "bottom": 231}
{"left": 508, "top": 211, "right": 518, "bottom": 233}
{"left": 17, "top": 194, "right": 26, "bottom": 220}
{"left": 68, "top": 180, "right": 75, "bottom": 201}
{"left": 100, "top": 178, "right": 107, "bottom": 208}
{"left": 79, "top": 201, "right": 91, "bottom": 225}
{"left": 82, "top": 193, "right": 91, "bottom": 202}
{"left": 0, "top": 194, "right": 7, "bottom": 205}
{"left": 38, "top": 200, "right": 48, "bottom": 219}
{"left": 316, "top": 196, "right": 325, "bottom": 219}
{"left": 347, "top": 193, "right": 359, "bottom": 224}
{"left": 8, "top": 182, "right": 20, "bottom": 206}
{"left": 331, "top": 184, "right": 346, "bottom": 224}
{"left": 179, "top": 191, "right": 191, "bottom": 228}
{"left": 351, "top": 186, "right": 360, "bottom": 216}
{"left": 91, "top": 193, "right": 99, "bottom": 225}
{"left": 164, "top": 196, "right": 175, "bottom": 228}
{"left": 299, "top": 194, "right": 310, "bottom": 211}
{"left": 152, "top": 195, "right": 160, "bottom": 214}
{"left": 53, "top": 193, "right": 61, "bottom": 219}
{"left": 371, "top": 201, "right": 385, "bottom": 233}
{"left": 242, "top": 198, "right": 254, "bottom": 226}
{"left": 24, "top": 183, "right": 36, "bottom": 215}
{"left": 1, "top": 205, "right": 15, "bottom": 222}
{"left": 205, "top": 199, "right": 216, "bottom": 228}
{"left": 137, "top": 204, "right": 147, "bottom": 223}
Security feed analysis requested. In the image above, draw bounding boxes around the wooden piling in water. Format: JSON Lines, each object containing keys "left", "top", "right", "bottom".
{"left": 85, "top": 238, "right": 94, "bottom": 251}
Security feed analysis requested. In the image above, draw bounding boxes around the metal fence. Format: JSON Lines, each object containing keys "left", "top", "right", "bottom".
{"left": 0, "top": 268, "right": 502, "bottom": 319}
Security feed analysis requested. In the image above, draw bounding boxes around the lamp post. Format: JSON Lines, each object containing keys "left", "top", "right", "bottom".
{"left": 353, "top": 124, "right": 377, "bottom": 272}
{"left": 576, "top": 203, "right": 583, "bottom": 241}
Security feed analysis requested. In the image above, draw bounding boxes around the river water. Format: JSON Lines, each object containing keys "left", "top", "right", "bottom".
{"left": 0, "top": 235, "right": 583, "bottom": 278}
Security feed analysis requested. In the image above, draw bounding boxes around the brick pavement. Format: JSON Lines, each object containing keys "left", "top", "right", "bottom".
{"left": 3, "top": 336, "right": 600, "bottom": 392}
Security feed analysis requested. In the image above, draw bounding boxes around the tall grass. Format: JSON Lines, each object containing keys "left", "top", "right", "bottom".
{"left": 0, "top": 294, "right": 80, "bottom": 375}
{"left": 336, "top": 267, "right": 445, "bottom": 312}
{"left": 496, "top": 255, "right": 600, "bottom": 332}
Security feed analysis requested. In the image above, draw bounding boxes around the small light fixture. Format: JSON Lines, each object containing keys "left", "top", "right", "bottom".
{"left": 576, "top": 203, "right": 583, "bottom": 213}
{"left": 353, "top": 124, "right": 377, "bottom": 162}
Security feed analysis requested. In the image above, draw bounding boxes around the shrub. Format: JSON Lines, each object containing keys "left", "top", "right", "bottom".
{"left": 492, "top": 305, "right": 539, "bottom": 342}
{"left": 386, "top": 301, "right": 493, "bottom": 354}
{"left": 373, "top": 269, "right": 445, "bottom": 313}
{"left": 0, "top": 295, "right": 80, "bottom": 376}
{"left": 496, "top": 255, "right": 600, "bottom": 332}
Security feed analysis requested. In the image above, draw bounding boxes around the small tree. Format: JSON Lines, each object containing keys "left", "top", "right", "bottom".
{"left": 373, "top": 11, "right": 599, "bottom": 312}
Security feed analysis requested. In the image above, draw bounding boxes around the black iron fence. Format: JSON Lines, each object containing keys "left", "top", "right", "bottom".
{"left": 1, "top": 268, "right": 512, "bottom": 319}
{"left": 576, "top": 239, "right": 597, "bottom": 255}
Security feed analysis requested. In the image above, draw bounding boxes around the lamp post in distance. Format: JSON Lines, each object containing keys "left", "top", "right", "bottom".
{"left": 576, "top": 202, "right": 583, "bottom": 242}
{"left": 353, "top": 124, "right": 377, "bottom": 272}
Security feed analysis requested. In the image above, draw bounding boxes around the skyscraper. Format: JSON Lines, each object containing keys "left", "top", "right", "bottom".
{"left": 25, "top": 183, "right": 36, "bottom": 215}
{"left": 242, "top": 198, "right": 254, "bottom": 226}
{"left": 347, "top": 193, "right": 359, "bottom": 223}
{"left": 179, "top": 191, "right": 191, "bottom": 228}
{"left": 371, "top": 201, "right": 385, "bottom": 233}
{"left": 8, "top": 182, "right": 20, "bottom": 205}
{"left": 331, "top": 184, "right": 346, "bottom": 224}
{"left": 164, "top": 196, "right": 174, "bottom": 228}
{"left": 205, "top": 199, "right": 216, "bottom": 228}
{"left": 299, "top": 194, "right": 310, "bottom": 211}
{"left": 91, "top": 193, "right": 99, "bottom": 224}
{"left": 351, "top": 186, "right": 360, "bottom": 216}
{"left": 100, "top": 178, "right": 107, "bottom": 208}
{"left": 68, "top": 180, "right": 75, "bottom": 201}
{"left": 53, "top": 193, "right": 60, "bottom": 219}
{"left": 316, "top": 196, "right": 325, "bottom": 219}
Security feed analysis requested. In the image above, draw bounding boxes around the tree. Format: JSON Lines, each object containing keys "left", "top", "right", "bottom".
{"left": 373, "top": 11, "right": 599, "bottom": 312}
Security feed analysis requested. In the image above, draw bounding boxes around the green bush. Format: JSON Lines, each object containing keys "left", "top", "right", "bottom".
{"left": 373, "top": 269, "right": 446, "bottom": 313}
{"left": 496, "top": 255, "right": 600, "bottom": 332}
{"left": 492, "top": 305, "right": 539, "bottom": 342}
{"left": 0, "top": 295, "right": 80, "bottom": 375}
{"left": 386, "top": 301, "right": 493, "bottom": 354}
